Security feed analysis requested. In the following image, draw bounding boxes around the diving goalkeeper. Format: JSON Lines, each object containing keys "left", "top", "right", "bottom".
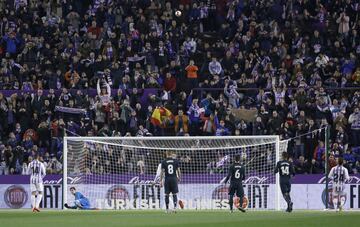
{"left": 64, "top": 187, "right": 97, "bottom": 210}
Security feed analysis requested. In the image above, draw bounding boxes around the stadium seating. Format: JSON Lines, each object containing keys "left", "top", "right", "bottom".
{"left": 0, "top": 0, "right": 359, "bottom": 175}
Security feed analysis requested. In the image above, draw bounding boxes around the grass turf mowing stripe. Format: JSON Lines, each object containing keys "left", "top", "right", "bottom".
{"left": 0, "top": 210, "right": 359, "bottom": 227}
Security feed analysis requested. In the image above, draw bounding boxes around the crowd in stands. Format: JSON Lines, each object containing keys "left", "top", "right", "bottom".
{"left": 0, "top": 0, "right": 360, "bottom": 175}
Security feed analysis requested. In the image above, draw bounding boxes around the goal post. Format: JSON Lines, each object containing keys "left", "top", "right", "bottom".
{"left": 275, "top": 137, "right": 280, "bottom": 211}
{"left": 63, "top": 136, "right": 286, "bottom": 210}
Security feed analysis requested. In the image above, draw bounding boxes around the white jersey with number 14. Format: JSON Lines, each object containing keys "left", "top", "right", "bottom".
{"left": 27, "top": 160, "right": 46, "bottom": 184}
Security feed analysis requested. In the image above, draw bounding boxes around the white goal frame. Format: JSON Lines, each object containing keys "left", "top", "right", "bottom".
{"left": 63, "top": 136, "right": 281, "bottom": 210}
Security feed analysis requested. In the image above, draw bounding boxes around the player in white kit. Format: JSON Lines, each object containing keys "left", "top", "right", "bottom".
{"left": 27, "top": 153, "right": 46, "bottom": 212}
{"left": 328, "top": 157, "right": 349, "bottom": 211}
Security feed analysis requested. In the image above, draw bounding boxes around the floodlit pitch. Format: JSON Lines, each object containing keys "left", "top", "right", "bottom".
{"left": 0, "top": 210, "right": 359, "bottom": 227}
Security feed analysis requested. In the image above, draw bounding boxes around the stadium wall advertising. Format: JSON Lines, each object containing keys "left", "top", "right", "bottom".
{"left": 0, "top": 174, "right": 359, "bottom": 210}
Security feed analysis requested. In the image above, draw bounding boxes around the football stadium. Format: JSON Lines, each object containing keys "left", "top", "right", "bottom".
{"left": 0, "top": 0, "right": 360, "bottom": 226}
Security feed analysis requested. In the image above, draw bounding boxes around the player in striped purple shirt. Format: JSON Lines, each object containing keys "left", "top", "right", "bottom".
{"left": 328, "top": 157, "right": 350, "bottom": 211}
{"left": 27, "top": 153, "right": 46, "bottom": 212}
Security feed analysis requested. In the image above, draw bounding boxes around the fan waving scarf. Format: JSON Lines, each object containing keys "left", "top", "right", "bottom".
{"left": 151, "top": 107, "right": 173, "bottom": 127}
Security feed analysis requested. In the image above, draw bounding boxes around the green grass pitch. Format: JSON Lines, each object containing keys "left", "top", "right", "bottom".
{"left": 0, "top": 210, "right": 359, "bottom": 227}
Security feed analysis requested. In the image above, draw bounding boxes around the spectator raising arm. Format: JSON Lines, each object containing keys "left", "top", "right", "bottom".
{"left": 97, "top": 79, "right": 111, "bottom": 106}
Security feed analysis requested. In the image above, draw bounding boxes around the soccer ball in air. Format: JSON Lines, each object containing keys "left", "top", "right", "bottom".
{"left": 175, "top": 10, "right": 182, "bottom": 17}
{"left": 179, "top": 200, "right": 184, "bottom": 209}
{"left": 234, "top": 196, "right": 249, "bottom": 209}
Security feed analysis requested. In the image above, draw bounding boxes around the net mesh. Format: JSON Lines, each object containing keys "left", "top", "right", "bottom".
{"left": 65, "top": 137, "right": 287, "bottom": 210}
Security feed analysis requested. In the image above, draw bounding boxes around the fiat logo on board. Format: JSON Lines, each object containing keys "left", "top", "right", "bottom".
{"left": 4, "top": 185, "right": 28, "bottom": 209}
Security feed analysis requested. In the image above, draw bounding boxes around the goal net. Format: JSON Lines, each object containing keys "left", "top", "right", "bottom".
{"left": 63, "top": 136, "right": 288, "bottom": 210}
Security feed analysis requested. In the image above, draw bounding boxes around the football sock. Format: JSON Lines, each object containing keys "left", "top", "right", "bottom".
{"left": 339, "top": 196, "right": 345, "bottom": 207}
{"left": 36, "top": 194, "right": 43, "bottom": 208}
{"left": 283, "top": 193, "right": 291, "bottom": 205}
{"left": 31, "top": 195, "right": 36, "bottom": 209}
{"left": 165, "top": 194, "right": 169, "bottom": 210}
{"left": 333, "top": 196, "right": 339, "bottom": 209}
{"left": 229, "top": 195, "right": 234, "bottom": 210}
{"left": 239, "top": 196, "right": 243, "bottom": 209}
{"left": 173, "top": 194, "right": 178, "bottom": 208}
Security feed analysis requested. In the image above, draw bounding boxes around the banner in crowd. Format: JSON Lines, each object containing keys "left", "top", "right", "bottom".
{"left": 54, "top": 106, "right": 87, "bottom": 115}
{"left": 0, "top": 88, "right": 158, "bottom": 108}
{"left": 0, "top": 174, "right": 359, "bottom": 210}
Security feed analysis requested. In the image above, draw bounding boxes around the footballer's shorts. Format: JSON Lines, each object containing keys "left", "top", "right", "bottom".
{"left": 229, "top": 183, "right": 244, "bottom": 198}
{"left": 332, "top": 184, "right": 345, "bottom": 196}
{"left": 30, "top": 183, "right": 44, "bottom": 193}
{"left": 280, "top": 181, "right": 291, "bottom": 194}
{"left": 164, "top": 178, "right": 178, "bottom": 194}
{"left": 75, "top": 198, "right": 91, "bottom": 209}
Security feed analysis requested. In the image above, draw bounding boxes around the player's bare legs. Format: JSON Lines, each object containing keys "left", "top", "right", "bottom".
{"left": 333, "top": 194, "right": 341, "bottom": 212}
{"left": 339, "top": 194, "right": 345, "bottom": 211}
{"left": 35, "top": 191, "right": 43, "bottom": 211}
{"left": 31, "top": 191, "right": 41, "bottom": 212}
{"left": 31, "top": 191, "right": 36, "bottom": 212}
{"left": 338, "top": 195, "right": 343, "bottom": 211}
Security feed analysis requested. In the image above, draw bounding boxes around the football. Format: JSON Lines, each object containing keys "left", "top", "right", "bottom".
{"left": 234, "top": 196, "right": 249, "bottom": 209}
{"left": 178, "top": 200, "right": 184, "bottom": 209}
{"left": 234, "top": 197, "right": 240, "bottom": 208}
{"left": 175, "top": 10, "right": 182, "bottom": 17}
